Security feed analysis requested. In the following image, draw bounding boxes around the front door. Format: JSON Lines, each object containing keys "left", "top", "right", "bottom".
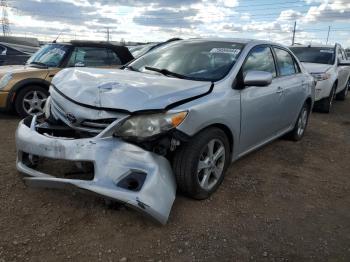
{"left": 239, "top": 45, "right": 283, "bottom": 154}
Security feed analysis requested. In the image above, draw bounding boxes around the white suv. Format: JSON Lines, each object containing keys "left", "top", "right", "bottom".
{"left": 290, "top": 44, "right": 350, "bottom": 113}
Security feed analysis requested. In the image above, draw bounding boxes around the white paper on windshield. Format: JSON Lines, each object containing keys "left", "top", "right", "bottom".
{"left": 50, "top": 48, "right": 65, "bottom": 56}
{"left": 210, "top": 48, "right": 241, "bottom": 56}
{"left": 320, "top": 49, "right": 334, "bottom": 53}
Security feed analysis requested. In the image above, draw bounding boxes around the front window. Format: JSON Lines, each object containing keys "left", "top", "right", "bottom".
{"left": 290, "top": 47, "right": 335, "bottom": 65}
{"left": 27, "top": 44, "right": 70, "bottom": 67}
{"left": 128, "top": 40, "right": 244, "bottom": 81}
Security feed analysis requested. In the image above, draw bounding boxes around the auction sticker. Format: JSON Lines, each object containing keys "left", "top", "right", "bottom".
{"left": 210, "top": 48, "right": 241, "bottom": 55}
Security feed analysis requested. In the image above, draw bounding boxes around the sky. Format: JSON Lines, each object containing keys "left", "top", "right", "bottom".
{"left": 5, "top": 0, "right": 350, "bottom": 47}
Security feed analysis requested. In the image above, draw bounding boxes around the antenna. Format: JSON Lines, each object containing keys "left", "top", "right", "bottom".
{"left": 0, "top": 0, "right": 10, "bottom": 36}
{"left": 53, "top": 32, "right": 62, "bottom": 43}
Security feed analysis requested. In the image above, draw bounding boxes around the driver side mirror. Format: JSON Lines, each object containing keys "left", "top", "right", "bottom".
{"left": 244, "top": 71, "right": 273, "bottom": 87}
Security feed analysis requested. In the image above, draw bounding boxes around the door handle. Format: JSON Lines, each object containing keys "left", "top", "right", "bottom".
{"left": 48, "top": 74, "right": 55, "bottom": 78}
{"left": 276, "top": 87, "right": 284, "bottom": 94}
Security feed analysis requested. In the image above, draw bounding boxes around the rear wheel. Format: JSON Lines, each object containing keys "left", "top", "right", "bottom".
{"left": 286, "top": 102, "right": 310, "bottom": 141}
{"left": 315, "top": 84, "right": 336, "bottom": 113}
{"left": 335, "top": 78, "right": 349, "bottom": 101}
{"left": 15, "top": 86, "right": 48, "bottom": 118}
{"left": 173, "top": 127, "right": 231, "bottom": 200}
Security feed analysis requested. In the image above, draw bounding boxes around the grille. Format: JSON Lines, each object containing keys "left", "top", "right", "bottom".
{"left": 50, "top": 99, "right": 117, "bottom": 133}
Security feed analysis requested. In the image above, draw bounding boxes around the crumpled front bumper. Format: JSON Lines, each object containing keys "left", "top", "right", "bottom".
{"left": 15, "top": 117, "right": 176, "bottom": 224}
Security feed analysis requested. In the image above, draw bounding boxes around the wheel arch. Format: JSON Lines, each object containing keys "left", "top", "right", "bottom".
{"left": 7, "top": 78, "right": 51, "bottom": 109}
{"left": 196, "top": 123, "right": 235, "bottom": 156}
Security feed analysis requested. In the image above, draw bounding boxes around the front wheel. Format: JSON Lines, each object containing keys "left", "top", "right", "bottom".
{"left": 285, "top": 102, "right": 310, "bottom": 141}
{"left": 314, "top": 84, "right": 336, "bottom": 113}
{"left": 173, "top": 127, "right": 231, "bottom": 200}
{"left": 15, "top": 86, "right": 48, "bottom": 118}
{"left": 335, "top": 78, "right": 349, "bottom": 101}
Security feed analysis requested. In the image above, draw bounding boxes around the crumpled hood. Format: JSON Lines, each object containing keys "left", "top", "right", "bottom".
{"left": 51, "top": 68, "right": 212, "bottom": 112}
{"left": 301, "top": 62, "right": 332, "bottom": 73}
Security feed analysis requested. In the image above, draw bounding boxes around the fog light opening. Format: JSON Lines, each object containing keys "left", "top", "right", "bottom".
{"left": 126, "top": 178, "right": 139, "bottom": 191}
{"left": 117, "top": 171, "right": 147, "bottom": 192}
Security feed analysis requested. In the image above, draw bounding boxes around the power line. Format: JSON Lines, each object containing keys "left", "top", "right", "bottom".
{"left": 0, "top": 0, "right": 10, "bottom": 36}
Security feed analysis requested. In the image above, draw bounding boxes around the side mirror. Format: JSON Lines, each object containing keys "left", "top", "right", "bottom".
{"left": 244, "top": 71, "right": 273, "bottom": 87}
{"left": 339, "top": 60, "right": 350, "bottom": 66}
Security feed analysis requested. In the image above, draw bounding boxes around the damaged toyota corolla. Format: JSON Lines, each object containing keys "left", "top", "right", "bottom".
{"left": 16, "top": 39, "right": 315, "bottom": 224}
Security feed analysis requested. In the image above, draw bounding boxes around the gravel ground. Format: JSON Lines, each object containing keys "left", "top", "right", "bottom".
{"left": 0, "top": 100, "right": 350, "bottom": 262}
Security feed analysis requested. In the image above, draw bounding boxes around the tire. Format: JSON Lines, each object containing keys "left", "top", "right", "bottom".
{"left": 173, "top": 127, "right": 231, "bottom": 200}
{"left": 285, "top": 102, "right": 310, "bottom": 141}
{"left": 314, "top": 84, "right": 336, "bottom": 113}
{"left": 335, "top": 78, "right": 349, "bottom": 101}
{"left": 15, "top": 86, "right": 49, "bottom": 118}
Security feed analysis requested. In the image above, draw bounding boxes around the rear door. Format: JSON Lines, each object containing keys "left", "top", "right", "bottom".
{"left": 239, "top": 45, "right": 284, "bottom": 153}
{"left": 272, "top": 47, "right": 305, "bottom": 129}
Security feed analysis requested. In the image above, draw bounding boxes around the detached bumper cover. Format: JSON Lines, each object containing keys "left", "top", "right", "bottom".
{"left": 16, "top": 118, "right": 176, "bottom": 224}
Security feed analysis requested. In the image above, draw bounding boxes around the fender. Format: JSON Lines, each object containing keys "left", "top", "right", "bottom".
{"left": 6, "top": 78, "right": 51, "bottom": 110}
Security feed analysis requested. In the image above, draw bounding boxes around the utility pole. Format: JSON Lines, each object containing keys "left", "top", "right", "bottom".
{"left": 292, "top": 21, "right": 296, "bottom": 45}
{"left": 106, "top": 27, "right": 110, "bottom": 42}
{"left": 326, "top": 26, "right": 331, "bottom": 45}
{"left": 0, "top": 0, "right": 10, "bottom": 36}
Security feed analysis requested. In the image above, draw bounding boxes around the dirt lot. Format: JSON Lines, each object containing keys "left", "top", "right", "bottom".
{"left": 0, "top": 100, "right": 350, "bottom": 262}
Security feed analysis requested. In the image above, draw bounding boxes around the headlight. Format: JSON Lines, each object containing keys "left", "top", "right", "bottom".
{"left": 0, "top": 73, "right": 12, "bottom": 90}
{"left": 44, "top": 96, "right": 51, "bottom": 119}
{"left": 311, "top": 72, "right": 331, "bottom": 81}
{"left": 115, "top": 111, "right": 188, "bottom": 139}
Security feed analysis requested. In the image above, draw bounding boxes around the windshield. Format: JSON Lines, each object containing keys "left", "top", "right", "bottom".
{"left": 290, "top": 47, "right": 335, "bottom": 65}
{"left": 128, "top": 41, "right": 244, "bottom": 81}
{"left": 27, "top": 44, "right": 70, "bottom": 67}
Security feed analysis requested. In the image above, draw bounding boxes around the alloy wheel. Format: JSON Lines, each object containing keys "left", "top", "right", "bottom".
{"left": 22, "top": 90, "right": 47, "bottom": 116}
{"left": 197, "top": 139, "right": 226, "bottom": 191}
{"left": 297, "top": 107, "right": 308, "bottom": 137}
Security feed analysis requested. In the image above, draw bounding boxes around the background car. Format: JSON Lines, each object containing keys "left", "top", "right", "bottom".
{"left": 128, "top": 38, "right": 182, "bottom": 58}
{"left": 0, "top": 40, "right": 134, "bottom": 117}
{"left": 0, "top": 42, "right": 39, "bottom": 66}
{"left": 290, "top": 44, "right": 350, "bottom": 113}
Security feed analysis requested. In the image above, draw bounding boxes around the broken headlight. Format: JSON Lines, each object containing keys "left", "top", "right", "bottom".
{"left": 115, "top": 111, "right": 188, "bottom": 139}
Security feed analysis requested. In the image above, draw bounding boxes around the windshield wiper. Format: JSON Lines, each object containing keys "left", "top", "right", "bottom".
{"left": 144, "top": 66, "right": 189, "bottom": 79}
{"left": 124, "top": 65, "right": 139, "bottom": 72}
{"left": 27, "top": 61, "right": 48, "bottom": 68}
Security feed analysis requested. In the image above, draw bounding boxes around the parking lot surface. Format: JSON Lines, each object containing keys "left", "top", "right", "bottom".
{"left": 1, "top": 100, "right": 350, "bottom": 262}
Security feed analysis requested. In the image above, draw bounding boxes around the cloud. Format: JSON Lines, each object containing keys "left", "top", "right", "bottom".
{"left": 133, "top": 8, "right": 202, "bottom": 28}
{"left": 303, "top": 0, "right": 350, "bottom": 22}
{"left": 278, "top": 9, "right": 303, "bottom": 21}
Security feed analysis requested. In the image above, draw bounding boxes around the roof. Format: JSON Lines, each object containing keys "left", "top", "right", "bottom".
{"left": 290, "top": 44, "right": 337, "bottom": 48}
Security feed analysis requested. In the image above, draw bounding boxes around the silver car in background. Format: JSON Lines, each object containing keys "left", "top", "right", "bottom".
{"left": 16, "top": 39, "right": 315, "bottom": 224}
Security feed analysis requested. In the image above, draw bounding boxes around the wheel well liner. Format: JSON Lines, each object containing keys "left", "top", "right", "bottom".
{"left": 198, "top": 123, "right": 234, "bottom": 154}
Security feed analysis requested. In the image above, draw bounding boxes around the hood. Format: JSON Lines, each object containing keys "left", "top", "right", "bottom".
{"left": 51, "top": 68, "right": 213, "bottom": 112}
{"left": 0, "top": 64, "right": 47, "bottom": 77}
{"left": 301, "top": 62, "right": 333, "bottom": 73}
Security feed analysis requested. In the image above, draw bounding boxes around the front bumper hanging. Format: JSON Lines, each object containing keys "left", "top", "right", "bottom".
{"left": 15, "top": 116, "right": 176, "bottom": 224}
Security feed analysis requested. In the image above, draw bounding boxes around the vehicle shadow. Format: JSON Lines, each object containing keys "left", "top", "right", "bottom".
{"left": 0, "top": 112, "right": 20, "bottom": 120}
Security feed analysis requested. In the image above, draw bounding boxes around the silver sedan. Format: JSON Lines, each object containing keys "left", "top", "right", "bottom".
{"left": 16, "top": 39, "right": 315, "bottom": 224}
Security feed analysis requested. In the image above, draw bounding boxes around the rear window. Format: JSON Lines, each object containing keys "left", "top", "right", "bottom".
{"left": 290, "top": 47, "right": 335, "bottom": 65}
